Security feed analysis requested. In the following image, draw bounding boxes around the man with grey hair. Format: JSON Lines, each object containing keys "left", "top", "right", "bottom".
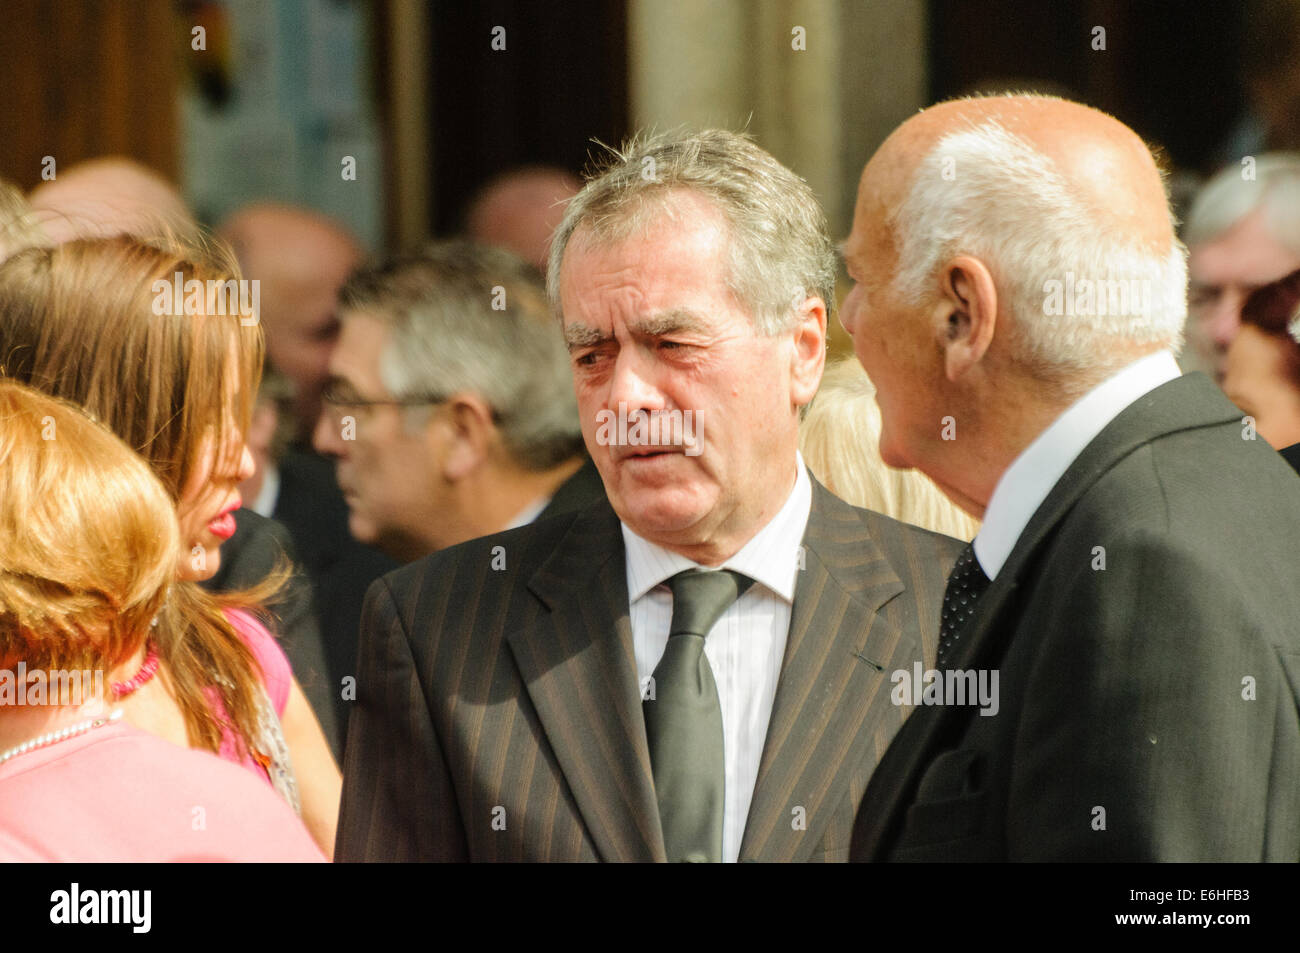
{"left": 1184, "top": 153, "right": 1300, "bottom": 382}
{"left": 313, "top": 240, "right": 601, "bottom": 563}
{"left": 337, "top": 130, "right": 962, "bottom": 862}
{"left": 844, "top": 95, "right": 1300, "bottom": 861}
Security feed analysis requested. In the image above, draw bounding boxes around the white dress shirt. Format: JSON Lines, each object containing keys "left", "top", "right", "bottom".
{"left": 251, "top": 463, "right": 280, "bottom": 518}
{"left": 622, "top": 453, "right": 812, "bottom": 863}
{"left": 974, "top": 350, "right": 1182, "bottom": 580}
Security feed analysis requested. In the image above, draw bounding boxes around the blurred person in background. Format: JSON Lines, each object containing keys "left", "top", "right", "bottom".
{"left": 800, "top": 359, "right": 981, "bottom": 541}
{"left": 465, "top": 165, "right": 581, "bottom": 272}
{"left": 1183, "top": 153, "right": 1300, "bottom": 380}
{"left": 315, "top": 240, "right": 602, "bottom": 564}
{"left": 0, "top": 235, "right": 340, "bottom": 855}
{"left": 0, "top": 380, "right": 325, "bottom": 862}
{"left": 218, "top": 204, "right": 391, "bottom": 751}
{"left": 217, "top": 202, "right": 365, "bottom": 446}
{"left": 1225, "top": 267, "right": 1300, "bottom": 470}
{"left": 27, "top": 156, "right": 197, "bottom": 245}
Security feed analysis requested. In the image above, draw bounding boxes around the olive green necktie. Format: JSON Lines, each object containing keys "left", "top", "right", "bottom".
{"left": 644, "top": 568, "right": 753, "bottom": 863}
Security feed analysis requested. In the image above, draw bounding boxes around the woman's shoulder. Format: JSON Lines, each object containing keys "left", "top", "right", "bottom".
{"left": 0, "top": 722, "right": 323, "bottom": 862}
{"left": 222, "top": 606, "right": 292, "bottom": 716}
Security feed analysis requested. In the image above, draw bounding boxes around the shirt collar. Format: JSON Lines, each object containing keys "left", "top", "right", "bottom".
{"left": 251, "top": 463, "right": 280, "bottom": 518}
{"left": 622, "top": 452, "right": 813, "bottom": 604}
{"left": 503, "top": 493, "right": 553, "bottom": 531}
{"left": 973, "top": 350, "right": 1181, "bottom": 580}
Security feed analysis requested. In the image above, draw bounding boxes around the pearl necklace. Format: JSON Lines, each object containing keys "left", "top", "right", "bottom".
{"left": 0, "top": 708, "right": 124, "bottom": 767}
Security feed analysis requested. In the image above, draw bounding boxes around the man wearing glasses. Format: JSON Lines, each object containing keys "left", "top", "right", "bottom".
{"left": 313, "top": 240, "right": 603, "bottom": 563}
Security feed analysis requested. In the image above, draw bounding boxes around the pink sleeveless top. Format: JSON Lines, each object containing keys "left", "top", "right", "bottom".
{"left": 211, "top": 608, "right": 292, "bottom": 784}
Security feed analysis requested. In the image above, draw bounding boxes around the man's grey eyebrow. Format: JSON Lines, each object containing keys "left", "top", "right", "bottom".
{"left": 633, "top": 310, "right": 710, "bottom": 337}
{"left": 563, "top": 324, "right": 609, "bottom": 350}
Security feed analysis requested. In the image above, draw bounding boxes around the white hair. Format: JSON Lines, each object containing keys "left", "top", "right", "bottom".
{"left": 891, "top": 119, "right": 1187, "bottom": 376}
{"left": 1184, "top": 152, "right": 1300, "bottom": 254}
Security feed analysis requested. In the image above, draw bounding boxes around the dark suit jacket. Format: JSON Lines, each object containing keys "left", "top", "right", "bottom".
{"left": 850, "top": 373, "right": 1300, "bottom": 862}
{"left": 336, "top": 474, "right": 963, "bottom": 861}
{"left": 272, "top": 449, "right": 398, "bottom": 755}
{"left": 1281, "top": 442, "right": 1300, "bottom": 476}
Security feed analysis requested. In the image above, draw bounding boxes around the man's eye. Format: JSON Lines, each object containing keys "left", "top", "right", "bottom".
{"left": 574, "top": 351, "right": 601, "bottom": 367}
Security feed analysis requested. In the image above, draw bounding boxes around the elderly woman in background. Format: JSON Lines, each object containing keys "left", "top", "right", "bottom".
{"left": 0, "top": 234, "right": 340, "bottom": 855}
{"left": 1224, "top": 267, "right": 1300, "bottom": 472}
{"left": 0, "top": 380, "right": 324, "bottom": 861}
{"left": 800, "top": 359, "right": 982, "bottom": 541}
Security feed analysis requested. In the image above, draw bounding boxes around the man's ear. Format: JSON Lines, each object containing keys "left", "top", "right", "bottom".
{"left": 439, "top": 394, "right": 496, "bottom": 481}
{"left": 937, "top": 256, "right": 998, "bottom": 382}
{"left": 789, "top": 294, "right": 827, "bottom": 407}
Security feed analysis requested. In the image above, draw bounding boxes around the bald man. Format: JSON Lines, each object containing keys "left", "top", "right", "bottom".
{"left": 27, "top": 156, "right": 195, "bottom": 244}
{"left": 843, "top": 95, "right": 1300, "bottom": 862}
{"left": 465, "top": 166, "right": 580, "bottom": 271}
{"left": 218, "top": 204, "right": 365, "bottom": 443}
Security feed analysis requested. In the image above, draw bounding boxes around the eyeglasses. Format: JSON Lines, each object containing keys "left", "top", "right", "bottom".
{"left": 320, "top": 380, "right": 503, "bottom": 423}
{"left": 320, "top": 380, "right": 448, "bottom": 415}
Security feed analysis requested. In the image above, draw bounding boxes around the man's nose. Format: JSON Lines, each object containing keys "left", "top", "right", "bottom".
{"left": 607, "top": 349, "right": 667, "bottom": 413}
{"left": 313, "top": 408, "right": 345, "bottom": 458}
{"left": 1206, "top": 297, "right": 1242, "bottom": 351}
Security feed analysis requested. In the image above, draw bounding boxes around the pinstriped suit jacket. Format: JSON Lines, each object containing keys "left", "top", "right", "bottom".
{"left": 336, "top": 474, "right": 963, "bottom": 861}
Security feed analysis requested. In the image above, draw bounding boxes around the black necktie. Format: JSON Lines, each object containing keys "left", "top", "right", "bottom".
{"left": 643, "top": 568, "right": 753, "bottom": 863}
{"left": 937, "top": 543, "right": 990, "bottom": 669}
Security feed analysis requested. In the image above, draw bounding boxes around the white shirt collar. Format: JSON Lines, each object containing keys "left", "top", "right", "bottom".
{"left": 973, "top": 350, "right": 1181, "bottom": 580}
{"left": 622, "top": 452, "right": 813, "bottom": 603}
{"left": 251, "top": 463, "right": 280, "bottom": 518}
{"left": 503, "top": 493, "right": 553, "bottom": 531}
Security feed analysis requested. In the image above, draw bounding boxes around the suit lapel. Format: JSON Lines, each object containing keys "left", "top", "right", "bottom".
{"left": 506, "top": 501, "right": 665, "bottom": 862}
{"left": 739, "top": 480, "right": 911, "bottom": 862}
{"left": 852, "top": 373, "right": 1242, "bottom": 859}
{"left": 537, "top": 458, "right": 605, "bottom": 521}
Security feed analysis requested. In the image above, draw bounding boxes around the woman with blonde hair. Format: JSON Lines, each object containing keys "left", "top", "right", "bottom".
{"left": 0, "top": 380, "right": 324, "bottom": 861}
{"left": 801, "top": 359, "right": 982, "bottom": 541}
{"left": 0, "top": 234, "right": 340, "bottom": 854}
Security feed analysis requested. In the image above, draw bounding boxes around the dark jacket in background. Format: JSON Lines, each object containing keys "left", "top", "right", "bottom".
{"left": 272, "top": 449, "right": 398, "bottom": 754}
{"left": 1280, "top": 441, "right": 1300, "bottom": 475}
